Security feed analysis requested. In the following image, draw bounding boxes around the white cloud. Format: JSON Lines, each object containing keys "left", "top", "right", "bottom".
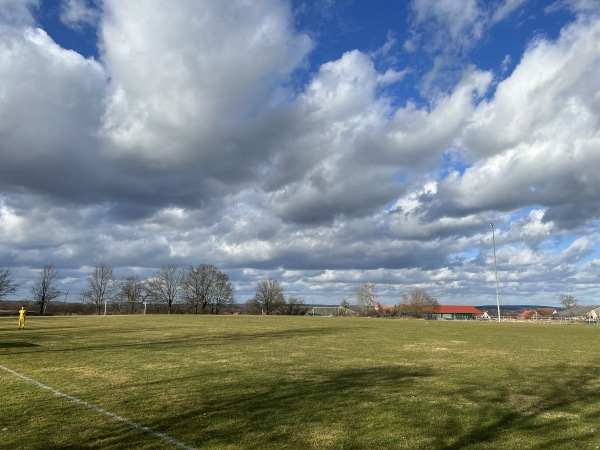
{"left": 2, "top": 1, "right": 600, "bottom": 307}
{"left": 492, "top": 0, "right": 528, "bottom": 24}
{"left": 0, "top": 0, "right": 37, "bottom": 27}
{"left": 546, "top": 0, "right": 600, "bottom": 15}
{"left": 405, "top": 0, "right": 528, "bottom": 95}
{"left": 408, "top": 0, "right": 485, "bottom": 54}
{"left": 59, "top": 0, "right": 100, "bottom": 29}
{"left": 438, "top": 16, "right": 600, "bottom": 226}
{"left": 0, "top": 24, "right": 107, "bottom": 198}
{"left": 99, "top": 0, "right": 312, "bottom": 168}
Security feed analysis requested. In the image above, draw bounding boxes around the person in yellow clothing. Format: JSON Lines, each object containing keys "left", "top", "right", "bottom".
{"left": 18, "top": 306, "right": 27, "bottom": 329}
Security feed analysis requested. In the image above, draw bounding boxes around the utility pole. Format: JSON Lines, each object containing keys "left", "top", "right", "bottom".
{"left": 490, "top": 223, "right": 501, "bottom": 322}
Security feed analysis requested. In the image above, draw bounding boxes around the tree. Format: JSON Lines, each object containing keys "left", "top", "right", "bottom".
{"left": 146, "top": 265, "right": 182, "bottom": 314}
{"left": 118, "top": 275, "right": 146, "bottom": 314}
{"left": 339, "top": 298, "right": 356, "bottom": 316}
{"left": 0, "top": 267, "right": 20, "bottom": 301}
{"left": 81, "top": 263, "right": 116, "bottom": 314}
{"left": 355, "top": 282, "right": 376, "bottom": 316}
{"left": 559, "top": 294, "right": 577, "bottom": 309}
{"left": 31, "top": 264, "right": 61, "bottom": 315}
{"left": 210, "top": 270, "right": 235, "bottom": 314}
{"left": 340, "top": 298, "right": 351, "bottom": 309}
{"left": 283, "top": 296, "right": 309, "bottom": 315}
{"left": 398, "top": 288, "right": 439, "bottom": 318}
{"left": 181, "top": 264, "right": 233, "bottom": 314}
{"left": 248, "top": 278, "right": 285, "bottom": 315}
{"left": 244, "top": 299, "right": 262, "bottom": 315}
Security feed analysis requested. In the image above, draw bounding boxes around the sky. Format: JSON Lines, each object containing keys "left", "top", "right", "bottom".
{"left": 1, "top": 0, "right": 600, "bottom": 307}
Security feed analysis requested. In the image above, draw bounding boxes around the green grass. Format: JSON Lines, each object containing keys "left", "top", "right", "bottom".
{"left": 1, "top": 316, "right": 600, "bottom": 449}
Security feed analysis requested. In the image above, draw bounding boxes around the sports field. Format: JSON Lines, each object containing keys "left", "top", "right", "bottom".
{"left": 1, "top": 315, "right": 599, "bottom": 449}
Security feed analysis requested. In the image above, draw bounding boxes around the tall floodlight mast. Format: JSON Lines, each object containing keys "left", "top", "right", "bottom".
{"left": 490, "top": 223, "right": 501, "bottom": 322}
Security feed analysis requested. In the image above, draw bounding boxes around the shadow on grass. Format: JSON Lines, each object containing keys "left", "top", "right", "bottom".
{"left": 149, "top": 363, "right": 600, "bottom": 449}
{"left": 160, "top": 365, "right": 436, "bottom": 449}
{"left": 9, "top": 361, "right": 600, "bottom": 449}
{"left": 430, "top": 363, "right": 600, "bottom": 449}
{"left": 4, "top": 326, "right": 350, "bottom": 355}
{"left": 0, "top": 341, "right": 40, "bottom": 348}
{"left": 74, "top": 364, "right": 435, "bottom": 449}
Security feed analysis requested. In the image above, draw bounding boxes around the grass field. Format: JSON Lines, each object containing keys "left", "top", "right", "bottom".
{"left": 1, "top": 315, "right": 599, "bottom": 449}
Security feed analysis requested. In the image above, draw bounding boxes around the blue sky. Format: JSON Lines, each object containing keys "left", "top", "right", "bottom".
{"left": 1, "top": 0, "right": 600, "bottom": 307}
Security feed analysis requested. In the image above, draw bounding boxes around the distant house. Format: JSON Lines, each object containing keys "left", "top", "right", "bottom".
{"left": 519, "top": 308, "right": 557, "bottom": 320}
{"left": 430, "top": 305, "right": 483, "bottom": 320}
{"left": 556, "top": 305, "right": 600, "bottom": 321}
{"left": 519, "top": 309, "right": 534, "bottom": 320}
{"left": 374, "top": 302, "right": 395, "bottom": 314}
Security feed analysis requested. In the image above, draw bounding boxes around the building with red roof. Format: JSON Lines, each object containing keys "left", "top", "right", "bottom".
{"left": 431, "top": 305, "right": 484, "bottom": 320}
{"left": 520, "top": 308, "right": 557, "bottom": 320}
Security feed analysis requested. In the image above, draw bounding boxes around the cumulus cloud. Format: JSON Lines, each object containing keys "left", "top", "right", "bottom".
{"left": 437, "top": 16, "right": 600, "bottom": 228}
{"left": 99, "top": 0, "right": 312, "bottom": 168}
{"left": 0, "top": 24, "right": 107, "bottom": 201}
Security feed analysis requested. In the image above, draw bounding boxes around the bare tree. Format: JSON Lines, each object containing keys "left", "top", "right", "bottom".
{"left": 559, "top": 294, "right": 577, "bottom": 309}
{"left": 181, "top": 264, "right": 223, "bottom": 314}
{"left": 398, "top": 288, "right": 439, "bottom": 318}
{"left": 0, "top": 267, "right": 20, "bottom": 301}
{"left": 118, "top": 275, "right": 146, "bottom": 314}
{"left": 81, "top": 263, "right": 116, "bottom": 314}
{"left": 31, "top": 264, "right": 61, "bottom": 315}
{"left": 244, "top": 299, "right": 261, "bottom": 315}
{"left": 248, "top": 278, "right": 285, "bottom": 315}
{"left": 283, "top": 296, "right": 309, "bottom": 315}
{"left": 339, "top": 298, "right": 355, "bottom": 316}
{"left": 210, "top": 270, "right": 235, "bottom": 314}
{"left": 355, "top": 282, "right": 376, "bottom": 316}
{"left": 146, "top": 265, "right": 182, "bottom": 314}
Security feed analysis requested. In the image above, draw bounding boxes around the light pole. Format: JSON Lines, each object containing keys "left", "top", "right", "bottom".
{"left": 490, "top": 223, "right": 501, "bottom": 322}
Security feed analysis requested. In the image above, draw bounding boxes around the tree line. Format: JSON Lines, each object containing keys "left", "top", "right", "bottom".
{"left": 350, "top": 282, "right": 442, "bottom": 318}
{"left": 0, "top": 264, "right": 309, "bottom": 316}
{"left": 0, "top": 266, "right": 580, "bottom": 316}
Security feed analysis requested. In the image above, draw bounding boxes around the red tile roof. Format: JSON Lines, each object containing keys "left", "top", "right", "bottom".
{"left": 519, "top": 310, "right": 535, "bottom": 319}
{"left": 434, "top": 305, "right": 483, "bottom": 315}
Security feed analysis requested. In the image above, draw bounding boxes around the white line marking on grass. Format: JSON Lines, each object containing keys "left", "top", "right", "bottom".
{"left": 0, "top": 364, "right": 196, "bottom": 450}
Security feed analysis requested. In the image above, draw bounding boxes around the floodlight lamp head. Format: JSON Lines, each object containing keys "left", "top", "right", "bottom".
{"left": 490, "top": 223, "right": 494, "bottom": 228}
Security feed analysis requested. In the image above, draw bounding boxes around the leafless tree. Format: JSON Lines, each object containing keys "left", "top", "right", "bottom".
{"left": 31, "top": 264, "right": 61, "bottom": 315}
{"left": 559, "top": 294, "right": 577, "bottom": 309}
{"left": 247, "top": 278, "right": 285, "bottom": 315}
{"left": 283, "top": 296, "right": 309, "bottom": 315}
{"left": 146, "top": 264, "right": 182, "bottom": 314}
{"left": 398, "top": 288, "right": 439, "bottom": 318}
{"left": 118, "top": 275, "right": 146, "bottom": 314}
{"left": 210, "top": 270, "right": 235, "bottom": 314}
{"left": 182, "top": 264, "right": 218, "bottom": 314}
{"left": 338, "top": 298, "right": 356, "bottom": 316}
{"left": 0, "top": 267, "right": 20, "bottom": 301}
{"left": 81, "top": 263, "right": 116, "bottom": 314}
{"left": 355, "top": 282, "right": 376, "bottom": 316}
